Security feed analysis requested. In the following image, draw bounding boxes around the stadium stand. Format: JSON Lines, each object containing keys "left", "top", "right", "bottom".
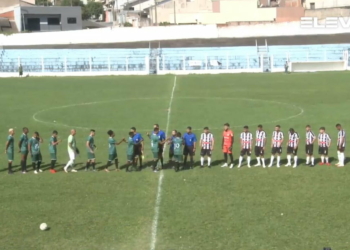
{"left": 0, "top": 49, "right": 149, "bottom": 73}
{"left": 157, "top": 45, "right": 347, "bottom": 71}
{"left": 0, "top": 44, "right": 349, "bottom": 73}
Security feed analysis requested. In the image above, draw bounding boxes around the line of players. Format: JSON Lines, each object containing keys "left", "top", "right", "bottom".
{"left": 4, "top": 124, "right": 199, "bottom": 174}
{"left": 3, "top": 122, "right": 346, "bottom": 174}
{"left": 217, "top": 123, "right": 345, "bottom": 169}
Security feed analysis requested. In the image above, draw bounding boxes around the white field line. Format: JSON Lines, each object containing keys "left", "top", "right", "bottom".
{"left": 150, "top": 76, "right": 177, "bottom": 250}
{"left": 31, "top": 97, "right": 167, "bottom": 131}
{"left": 179, "top": 97, "right": 304, "bottom": 131}
{"left": 32, "top": 96, "right": 303, "bottom": 132}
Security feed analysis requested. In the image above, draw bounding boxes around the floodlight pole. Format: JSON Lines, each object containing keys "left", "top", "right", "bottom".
{"left": 174, "top": 0, "right": 176, "bottom": 24}
{"left": 115, "top": 0, "right": 119, "bottom": 26}
{"left": 154, "top": 0, "right": 158, "bottom": 26}
{"left": 19, "top": 0, "right": 23, "bottom": 32}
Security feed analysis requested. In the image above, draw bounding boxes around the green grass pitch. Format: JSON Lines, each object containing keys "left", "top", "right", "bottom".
{"left": 1, "top": 72, "right": 350, "bottom": 250}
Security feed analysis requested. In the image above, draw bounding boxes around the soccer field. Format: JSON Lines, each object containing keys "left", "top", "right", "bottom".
{"left": 1, "top": 72, "right": 350, "bottom": 250}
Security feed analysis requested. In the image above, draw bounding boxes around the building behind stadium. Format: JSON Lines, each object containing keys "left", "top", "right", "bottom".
{"left": 1, "top": 0, "right": 350, "bottom": 32}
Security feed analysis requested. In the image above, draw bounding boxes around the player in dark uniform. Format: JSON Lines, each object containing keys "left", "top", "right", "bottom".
{"left": 37, "top": 132, "right": 43, "bottom": 172}
{"left": 153, "top": 124, "right": 166, "bottom": 168}
{"left": 86, "top": 129, "right": 96, "bottom": 171}
{"left": 18, "top": 127, "right": 29, "bottom": 173}
{"left": 19, "top": 64, "right": 23, "bottom": 77}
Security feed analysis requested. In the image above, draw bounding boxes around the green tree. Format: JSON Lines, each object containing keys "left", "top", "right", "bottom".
{"left": 35, "top": 0, "right": 52, "bottom": 5}
{"left": 60, "top": 0, "right": 90, "bottom": 20}
{"left": 81, "top": 7, "right": 90, "bottom": 20}
{"left": 123, "top": 22, "right": 133, "bottom": 27}
{"left": 60, "top": 0, "right": 83, "bottom": 6}
{"left": 85, "top": 1, "right": 104, "bottom": 19}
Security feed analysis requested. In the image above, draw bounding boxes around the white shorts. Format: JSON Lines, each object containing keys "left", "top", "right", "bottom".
{"left": 68, "top": 151, "right": 76, "bottom": 161}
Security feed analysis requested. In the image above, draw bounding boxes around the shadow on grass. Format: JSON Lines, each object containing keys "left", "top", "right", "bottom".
{"left": 0, "top": 165, "right": 19, "bottom": 173}
{"left": 1, "top": 156, "right": 346, "bottom": 173}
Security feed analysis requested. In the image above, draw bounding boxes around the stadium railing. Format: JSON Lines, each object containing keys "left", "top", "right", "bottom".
{"left": 0, "top": 45, "right": 349, "bottom": 76}
{"left": 0, "top": 56, "right": 150, "bottom": 76}
{"left": 156, "top": 49, "right": 348, "bottom": 74}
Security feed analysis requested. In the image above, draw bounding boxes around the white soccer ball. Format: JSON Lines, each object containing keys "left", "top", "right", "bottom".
{"left": 53, "top": 120, "right": 56, "bottom": 123}
{"left": 40, "top": 223, "right": 48, "bottom": 231}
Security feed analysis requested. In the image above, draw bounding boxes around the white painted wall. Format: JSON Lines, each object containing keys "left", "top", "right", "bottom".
{"left": 304, "top": 0, "right": 350, "bottom": 9}
{"left": 158, "top": 0, "right": 276, "bottom": 24}
{"left": 2, "top": 22, "right": 350, "bottom": 46}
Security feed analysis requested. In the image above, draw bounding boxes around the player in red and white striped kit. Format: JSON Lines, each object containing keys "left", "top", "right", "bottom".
{"left": 335, "top": 123, "right": 345, "bottom": 167}
{"left": 268, "top": 125, "right": 284, "bottom": 168}
{"left": 285, "top": 128, "right": 299, "bottom": 168}
{"left": 238, "top": 126, "right": 253, "bottom": 168}
{"left": 254, "top": 125, "right": 266, "bottom": 168}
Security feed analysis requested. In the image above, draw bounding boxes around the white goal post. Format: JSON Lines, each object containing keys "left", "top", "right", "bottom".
{"left": 289, "top": 50, "right": 348, "bottom": 72}
{"left": 289, "top": 60, "right": 347, "bottom": 72}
